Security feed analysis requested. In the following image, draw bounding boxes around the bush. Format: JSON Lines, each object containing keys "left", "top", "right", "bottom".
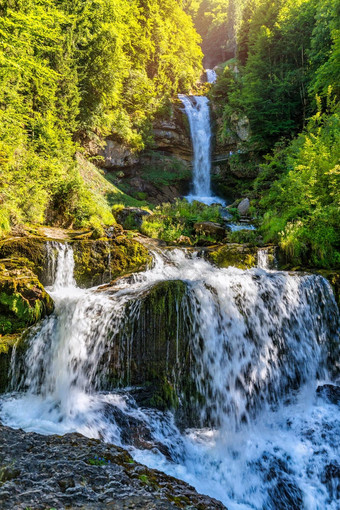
{"left": 141, "top": 199, "right": 224, "bottom": 244}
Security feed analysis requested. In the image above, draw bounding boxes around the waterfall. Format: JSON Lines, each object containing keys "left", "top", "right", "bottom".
{"left": 206, "top": 69, "right": 217, "bottom": 83}
{"left": 179, "top": 95, "right": 225, "bottom": 206}
{"left": 0, "top": 246, "right": 339, "bottom": 509}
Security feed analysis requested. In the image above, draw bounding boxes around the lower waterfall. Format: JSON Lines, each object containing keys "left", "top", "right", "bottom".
{"left": 0, "top": 244, "right": 339, "bottom": 509}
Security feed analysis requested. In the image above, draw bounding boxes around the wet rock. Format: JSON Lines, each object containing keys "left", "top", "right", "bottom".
{"left": 105, "top": 280, "right": 199, "bottom": 419}
{"left": 237, "top": 198, "right": 250, "bottom": 216}
{"left": 321, "top": 462, "right": 340, "bottom": 500}
{"left": 0, "top": 237, "right": 45, "bottom": 279}
{"left": 0, "top": 425, "right": 226, "bottom": 510}
{"left": 193, "top": 221, "right": 226, "bottom": 240}
{"left": 316, "top": 384, "right": 340, "bottom": 405}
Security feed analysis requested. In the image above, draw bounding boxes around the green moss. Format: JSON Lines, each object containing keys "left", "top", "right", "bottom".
{"left": 105, "top": 280, "right": 199, "bottom": 416}
{"left": 208, "top": 244, "right": 257, "bottom": 269}
{"left": 72, "top": 237, "right": 151, "bottom": 288}
{"left": 0, "top": 238, "right": 45, "bottom": 277}
{"left": 0, "top": 260, "right": 54, "bottom": 335}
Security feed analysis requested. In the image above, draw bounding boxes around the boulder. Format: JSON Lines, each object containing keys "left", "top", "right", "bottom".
{"left": 206, "top": 243, "right": 257, "bottom": 270}
{"left": 0, "top": 259, "right": 54, "bottom": 392}
{"left": 237, "top": 198, "right": 250, "bottom": 216}
{"left": 72, "top": 237, "right": 151, "bottom": 288}
{"left": 0, "top": 259, "right": 54, "bottom": 336}
{"left": 105, "top": 280, "right": 200, "bottom": 423}
{"left": 231, "top": 113, "right": 250, "bottom": 142}
{"left": 316, "top": 384, "right": 340, "bottom": 406}
{"left": 114, "top": 207, "right": 152, "bottom": 229}
{"left": 193, "top": 221, "right": 226, "bottom": 240}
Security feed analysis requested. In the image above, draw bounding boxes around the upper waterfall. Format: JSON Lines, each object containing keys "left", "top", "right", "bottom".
{"left": 179, "top": 95, "right": 225, "bottom": 206}
{"left": 206, "top": 69, "right": 217, "bottom": 83}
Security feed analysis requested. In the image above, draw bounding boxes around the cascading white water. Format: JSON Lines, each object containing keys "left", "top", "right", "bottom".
{"left": 179, "top": 95, "right": 225, "bottom": 206}
{"left": 257, "top": 248, "right": 269, "bottom": 269}
{"left": 206, "top": 69, "right": 217, "bottom": 83}
{"left": 1, "top": 245, "right": 339, "bottom": 509}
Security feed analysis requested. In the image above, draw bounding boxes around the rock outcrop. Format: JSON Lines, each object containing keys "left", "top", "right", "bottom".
{"left": 106, "top": 280, "right": 197, "bottom": 417}
{"left": 0, "top": 425, "right": 226, "bottom": 510}
{"left": 206, "top": 244, "right": 258, "bottom": 269}
{"left": 0, "top": 259, "right": 54, "bottom": 336}
{"left": 72, "top": 236, "right": 151, "bottom": 288}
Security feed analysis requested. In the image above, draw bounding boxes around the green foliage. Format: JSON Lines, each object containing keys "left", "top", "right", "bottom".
{"left": 141, "top": 199, "right": 223, "bottom": 243}
{"left": 0, "top": 0, "right": 202, "bottom": 236}
{"left": 141, "top": 154, "right": 191, "bottom": 187}
{"left": 257, "top": 100, "right": 340, "bottom": 267}
{"left": 211, "top": 0, "right": 340, "bottom": 150}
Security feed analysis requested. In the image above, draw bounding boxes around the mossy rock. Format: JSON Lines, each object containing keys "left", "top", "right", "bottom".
{"left": 104, "top": 280, "right": 199, "bottom": 418}
{"left": 0, "top": 238, "right": 45, "bottom": 279}
{"left": 0, "top": 260, "right": 54, "bottom": 335}
{"left": 72, "top": 237, "right": 151, "bottom": 288}
{"left": 207, "top": 243, "right": 257, "bottom": 269}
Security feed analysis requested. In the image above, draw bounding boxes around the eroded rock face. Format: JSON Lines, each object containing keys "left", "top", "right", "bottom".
{"left": 152, "top": 102, "right": 192, "bottom": 160}
{"left": 102, "top": 139, "right": 140, "bottom": 169}
{"left": 0, "top": 425, "right": 226, "bottom": 510}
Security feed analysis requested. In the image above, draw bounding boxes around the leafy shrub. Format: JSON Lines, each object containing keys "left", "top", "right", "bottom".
{"left": 141, "top": 199, "right": 224, "bottom": 244}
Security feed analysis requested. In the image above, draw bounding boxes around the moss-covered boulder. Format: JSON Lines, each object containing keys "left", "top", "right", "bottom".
{"left": 105, "top": 280, "right": 198, "bottom": 418}
{"left": 0, "top": 238, "right": 45, "bottom": 279}
{"left": 0, "top": 259, "right": 54, "bottom": 392}
{"left": 206, "top": 243, "right": 258, "bottom": 269}
{"left": 72, "top": 237, "right": 151, "bottom": 288}
{"left": 0, "top": 259, "right": 54, "bottom": 335}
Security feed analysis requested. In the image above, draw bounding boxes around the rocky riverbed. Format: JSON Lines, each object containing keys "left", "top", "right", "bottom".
{"left": 0, "top": 425, "right": 226, "bottom": 510}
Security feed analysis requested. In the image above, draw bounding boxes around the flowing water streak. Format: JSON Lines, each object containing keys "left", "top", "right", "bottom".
{"left": 257, "top": 248, "right": 269, "bottom": 269}
{"left": 1, "top": 246, "right": 340, "bottom": 509}
{"left": 206, "top": 69, "right": 217, "bottom": 83}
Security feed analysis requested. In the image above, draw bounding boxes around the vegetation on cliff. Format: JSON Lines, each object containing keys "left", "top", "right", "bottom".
{"left": 205, "top": 0, "right": 339, "bottom": 268}
{"left": 0, "top": 0, "right": 202, "bottom": 236}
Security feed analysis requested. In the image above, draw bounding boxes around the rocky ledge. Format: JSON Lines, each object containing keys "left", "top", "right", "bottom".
{"left": 0, "top": 425, "right": 226, "bottom": 510}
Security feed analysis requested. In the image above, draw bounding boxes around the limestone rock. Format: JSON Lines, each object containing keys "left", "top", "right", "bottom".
{"left": 102, "top": 139, "right": 139, "bottom": 168}
{"left": 0, "top": 425, "right": 227, "bottom": 509}
{"left": 238, "top": 198, "right": 250, "bottom": 216}
{"left": 231, "top": 113, "right": 250, "bottom": 142}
